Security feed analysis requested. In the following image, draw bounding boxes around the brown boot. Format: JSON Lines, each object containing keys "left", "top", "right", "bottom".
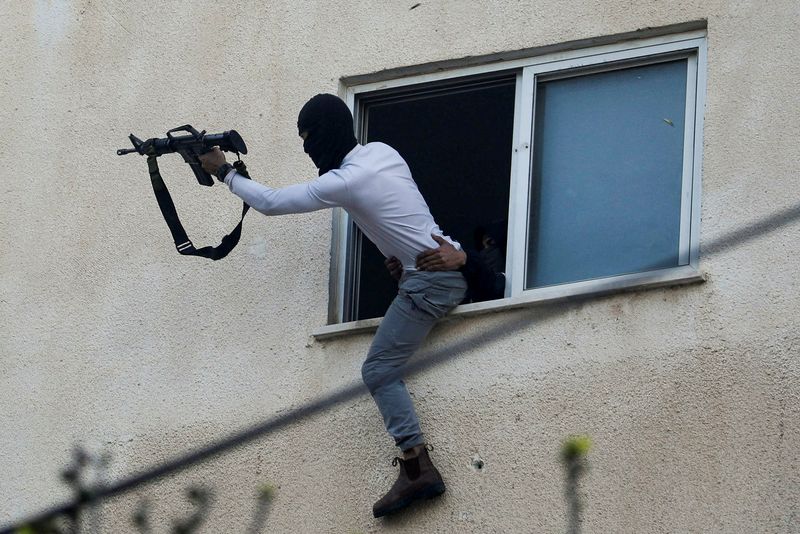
{"left": 372, "top": 445, "right": 446, "bottom": 518}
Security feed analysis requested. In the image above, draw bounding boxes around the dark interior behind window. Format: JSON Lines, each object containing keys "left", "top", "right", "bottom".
{"left": 351, "top": 76, "right": 516, "bottom": 320}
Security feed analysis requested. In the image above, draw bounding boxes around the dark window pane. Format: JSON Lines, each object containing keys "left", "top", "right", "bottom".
{"left": 353, "top": 78, "right": 516, "bottom": 320}
{"left": 527, "top": 60, "right": 688, "bottom": 289}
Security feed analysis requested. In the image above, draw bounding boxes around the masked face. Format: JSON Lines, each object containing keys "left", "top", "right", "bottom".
{"left": 300, "top": 129, "right": 328, "bottom": 170}
{"left": 297, "top": 94, "right": 358, "bottom": 176}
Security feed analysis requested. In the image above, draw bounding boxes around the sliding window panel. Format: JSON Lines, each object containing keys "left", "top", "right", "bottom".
{"left": 527, "top": 59, "right": 689, "bottom": 289}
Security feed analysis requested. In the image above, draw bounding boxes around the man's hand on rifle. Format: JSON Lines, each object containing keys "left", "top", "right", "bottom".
{"left": 417, "top": 235, "right": 466, "bottom": 271}
{"left": 199, "top": 147, "right": 227, "bottom": 175}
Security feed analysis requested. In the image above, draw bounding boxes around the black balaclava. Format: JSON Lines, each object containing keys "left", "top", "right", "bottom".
{"left": 297, "top": 94, "right": 358, "bottom": 176}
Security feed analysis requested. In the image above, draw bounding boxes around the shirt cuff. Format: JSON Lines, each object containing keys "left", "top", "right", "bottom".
{"left": 223, "top": 169, "right": 239, "bottom": 187}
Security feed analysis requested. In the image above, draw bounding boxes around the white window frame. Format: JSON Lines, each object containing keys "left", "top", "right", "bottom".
{"left": 316, "top": 29, "right": 707, "bottom": 338}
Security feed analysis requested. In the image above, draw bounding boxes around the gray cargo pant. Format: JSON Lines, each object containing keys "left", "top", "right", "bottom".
{"left": 361, "top": 270, "right": 467, "bottom": 450}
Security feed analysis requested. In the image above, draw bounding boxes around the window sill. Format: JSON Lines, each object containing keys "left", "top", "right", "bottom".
{"left": 312, "top": 266, "right": 705, "bottom": 341}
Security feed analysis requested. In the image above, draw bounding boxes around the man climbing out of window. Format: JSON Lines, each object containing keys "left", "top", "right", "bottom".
{"left": 199, "top": 94, "right": 467, "bottom": 518}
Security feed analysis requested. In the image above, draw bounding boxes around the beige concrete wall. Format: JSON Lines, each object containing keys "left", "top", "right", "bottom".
{"left": 1, "top": 0, "right": 798, "bottom": 532}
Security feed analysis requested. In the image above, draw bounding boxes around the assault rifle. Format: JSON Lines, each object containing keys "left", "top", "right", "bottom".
{"left": 117, "top": 125, "right": 252, "bottom": 260}
{"left": 117, "top": 125, "right": 247, "bottom": 186}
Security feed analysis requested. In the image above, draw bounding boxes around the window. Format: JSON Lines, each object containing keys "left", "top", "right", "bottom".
{"left": 350, "top": 75, "right": 516, "bottom": 320}
{"left": 328, "top": 30, "right": 706, "bottom": 326}
{"left": 527, "top": 59, "right": 690, "bottom": 287}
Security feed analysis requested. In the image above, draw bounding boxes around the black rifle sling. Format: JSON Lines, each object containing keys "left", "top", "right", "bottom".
{"left": 146, "top": 152, "right": 251, "bottom": 260}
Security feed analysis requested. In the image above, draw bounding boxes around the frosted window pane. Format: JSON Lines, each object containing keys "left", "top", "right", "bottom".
{"left": 527, "top": 60, "right": 688, "bottom": 289}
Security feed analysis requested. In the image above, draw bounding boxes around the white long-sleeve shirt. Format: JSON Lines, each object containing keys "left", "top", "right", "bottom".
{"left": 224, "top": 142, "right": 459, "bottom": 270}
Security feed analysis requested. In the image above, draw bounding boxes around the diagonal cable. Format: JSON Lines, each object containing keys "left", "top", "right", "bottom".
{"left": 3, "top": 201, "right": 799, "bottom": 533}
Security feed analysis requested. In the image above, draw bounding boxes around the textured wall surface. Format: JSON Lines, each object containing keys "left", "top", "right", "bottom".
{"left": 1, "top": 0, "right": 798, "bottom": 532}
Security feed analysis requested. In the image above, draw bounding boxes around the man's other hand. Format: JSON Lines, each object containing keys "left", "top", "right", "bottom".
{"left": 385, "top": 256, "right": 403, "bottom": 281}
{"left": 199, "top": 147, "right": 227, "bottom": 174}
{"left": 416, "top": 235, "right": 467, "bottom": 271}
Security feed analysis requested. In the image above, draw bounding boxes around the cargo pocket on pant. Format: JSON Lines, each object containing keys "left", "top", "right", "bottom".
{"left": 407, "top": 292, "right": 449, "bottom": 320}
{"left": 402, "top": 276, "right": 466, "bottom": 320}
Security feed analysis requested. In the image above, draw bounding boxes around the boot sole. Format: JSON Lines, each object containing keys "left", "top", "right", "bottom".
{"left": 373, "top": 481, "right": 446, "bottom": 518}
